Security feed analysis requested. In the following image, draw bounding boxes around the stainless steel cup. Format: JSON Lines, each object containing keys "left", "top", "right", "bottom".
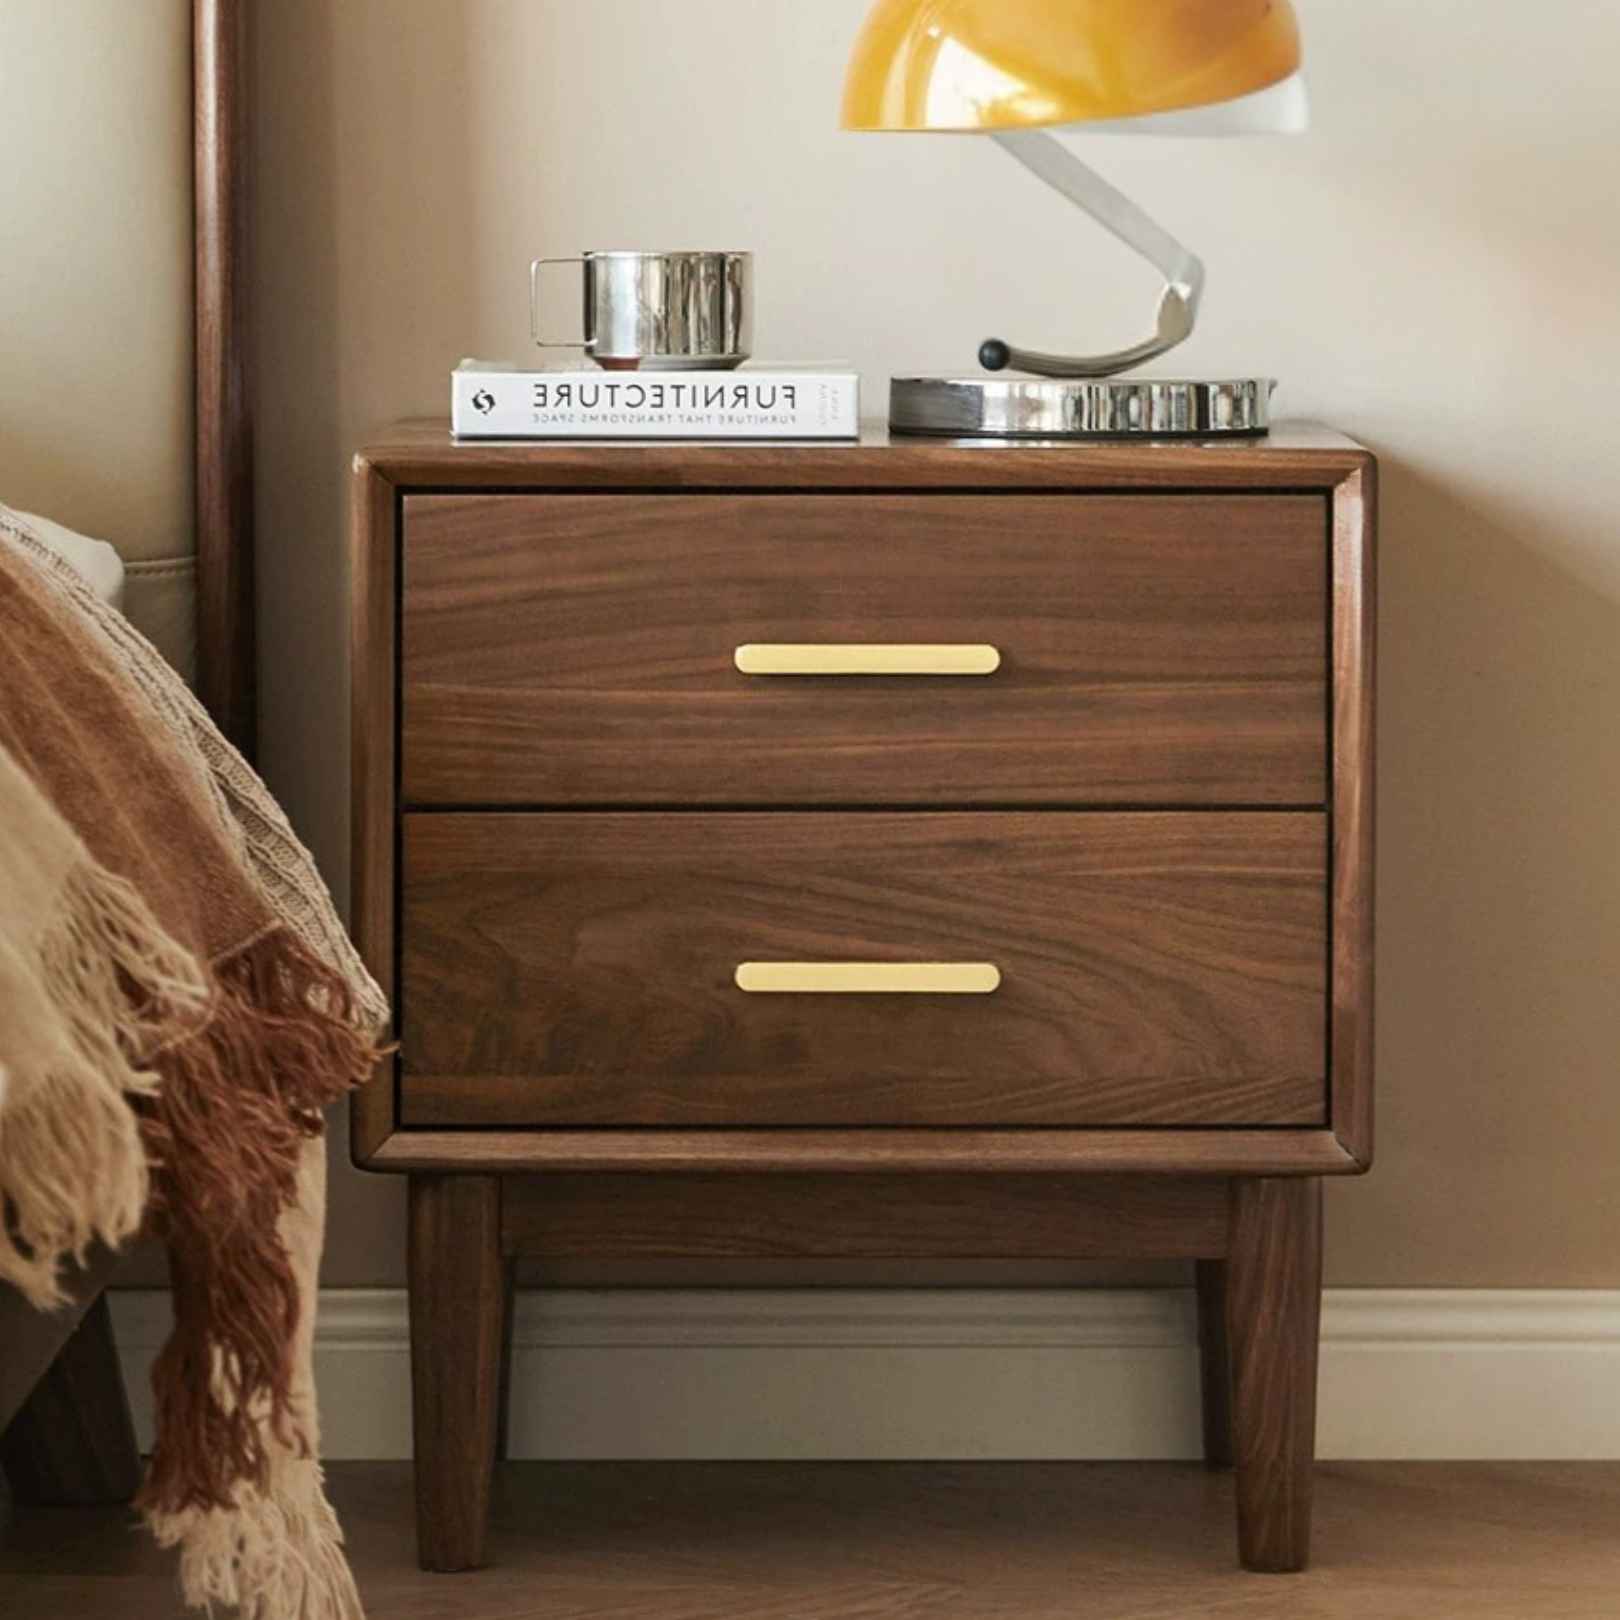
{"left": 530, "top": 249, "right": 752, "bottom": 371}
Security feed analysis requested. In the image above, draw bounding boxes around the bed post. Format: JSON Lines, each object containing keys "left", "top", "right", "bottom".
{"left": 194, "top": 0, "right": 257, "bottom": 759}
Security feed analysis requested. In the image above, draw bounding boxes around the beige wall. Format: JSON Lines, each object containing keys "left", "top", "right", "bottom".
{"left": 0, "top": 0, "right": 191, "bottom": 549}
{"left": 0, "top": 0, "right": 199, "bottom": 676}
{"left": 251, "top": 0, "right": 1620, "bottom": 1287}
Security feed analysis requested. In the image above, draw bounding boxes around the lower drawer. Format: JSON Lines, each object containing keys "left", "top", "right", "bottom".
{"left": 399, "top": 812, "right": 1327, "bottom": 1129}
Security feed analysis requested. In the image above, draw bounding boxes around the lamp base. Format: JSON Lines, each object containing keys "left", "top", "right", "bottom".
{"left": 888, "top": 376, "right": 1274, "bottom": 439}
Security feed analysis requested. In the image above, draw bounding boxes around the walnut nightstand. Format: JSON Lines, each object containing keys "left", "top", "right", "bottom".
{"left": 351, "top": 422, "right": 1375, "bottom": 1575}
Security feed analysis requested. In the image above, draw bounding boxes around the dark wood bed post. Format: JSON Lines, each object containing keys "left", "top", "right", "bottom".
{"left": 195, "top": 0, "right": 257, "bottom": 761}
{"left": 0, "top": 0, "right": 255, "bottom": 1502}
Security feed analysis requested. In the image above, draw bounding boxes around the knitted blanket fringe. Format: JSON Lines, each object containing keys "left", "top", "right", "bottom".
{"left": 148, "top": 1137, "right": 366, "bottom": 1620}
{"left": 0, "top": 508, "right": 387, "bottom": 1618}
{"left": 136, "top": 933, "right": 378, "bottom": 1517}
{"left": 0, "top": 859, "right": 208, "bottom": 1306}
{"left": 150, "top": 1457, "right": 366, "bottom": 1620}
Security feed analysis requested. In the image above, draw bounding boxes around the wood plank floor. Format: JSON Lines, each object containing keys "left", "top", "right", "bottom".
{"left": 3, "top": 1462, "right": 1618, "bottom": 1619}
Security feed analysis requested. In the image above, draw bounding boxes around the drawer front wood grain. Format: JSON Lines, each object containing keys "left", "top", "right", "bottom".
{"left": 398, "top": 812, "right": 1327, "bottom": 1129}
{"left": 400, "top": 494, "right": 1327, "bottom": 806}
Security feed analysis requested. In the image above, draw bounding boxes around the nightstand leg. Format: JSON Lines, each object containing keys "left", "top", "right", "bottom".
{"left": 1226, "top": 1177, "right": 1322, "bottom": 1573}
{"left": 409, "top": 1174, "right": 505, "bottom": 1571}
{"left": 1194, "top": 1259, "right": 1233, "bottom": 1470}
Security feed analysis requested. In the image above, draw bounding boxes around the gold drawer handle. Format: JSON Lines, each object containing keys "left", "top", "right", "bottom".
{"left": 735, "top": 962, "right": 1002, "bottom": 995}
{"left": 734, "top": 643, "right": 1002, "bottom": 677}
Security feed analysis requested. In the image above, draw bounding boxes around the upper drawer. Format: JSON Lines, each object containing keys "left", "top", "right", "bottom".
{"left": 401, "top": 493, "right": 1327, "bottom": 806}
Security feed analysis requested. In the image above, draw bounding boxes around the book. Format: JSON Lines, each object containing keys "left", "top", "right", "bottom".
{"left": 451, "top": 360, "right": 859, "bottom": 441}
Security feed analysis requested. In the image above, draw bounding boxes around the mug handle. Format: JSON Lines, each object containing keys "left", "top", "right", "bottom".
{"left": 530, "top": 257, "right": 587, "bottom": 349}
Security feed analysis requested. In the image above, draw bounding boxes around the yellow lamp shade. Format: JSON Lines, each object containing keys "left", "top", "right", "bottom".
{"left": 842, "top": 0, "right": 1303, "bottom": 132}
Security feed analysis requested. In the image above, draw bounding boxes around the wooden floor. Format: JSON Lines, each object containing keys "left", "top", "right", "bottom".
{"left": 3, "top": 1462, "right": 1618, "bottom": 1619}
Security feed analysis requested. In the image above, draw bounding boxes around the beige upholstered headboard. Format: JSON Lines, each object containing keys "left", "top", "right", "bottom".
{"left": 0, "top": 0, "right": 253, "bottom": 750}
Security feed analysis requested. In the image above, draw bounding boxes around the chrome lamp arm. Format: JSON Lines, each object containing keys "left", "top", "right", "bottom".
{"left": 982, "top": 128, "right": 1206, "bottom": 379}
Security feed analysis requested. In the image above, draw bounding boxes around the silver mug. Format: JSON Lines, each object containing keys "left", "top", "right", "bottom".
{"left": 530, "top": 249, "right": 752, "bottom": 371}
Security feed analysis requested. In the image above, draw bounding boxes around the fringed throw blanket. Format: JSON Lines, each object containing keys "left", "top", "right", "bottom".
{"left": 0, "top": 507, "right": 387, "bottom": 1618}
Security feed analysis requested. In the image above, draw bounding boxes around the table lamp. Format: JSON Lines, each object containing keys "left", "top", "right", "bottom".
{"left": 842, "top": 0, "right": 1306, "bottom": 437}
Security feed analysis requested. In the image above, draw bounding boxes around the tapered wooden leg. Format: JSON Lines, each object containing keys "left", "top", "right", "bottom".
{"left": 409, "top": 1174, "right": 505, "bottom": 1571}
{"left": 1226, "top": 1177, "right": 1322, "bottom": 1572}
{"left": 0, "top": 1293, "right": 141, "bottom": 1504}
{"left": 1195, "top": 1259, "right": 1233, "bottom": 1470}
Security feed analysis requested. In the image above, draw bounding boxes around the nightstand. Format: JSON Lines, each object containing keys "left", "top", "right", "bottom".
{"left": 351, "top": 422, "right": 1375, "bottom": 1575}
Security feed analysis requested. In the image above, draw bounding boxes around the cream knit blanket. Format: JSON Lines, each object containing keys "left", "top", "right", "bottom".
{"left": 0, "top": 740, "right": 208, "bottom": 1298}
{"left": 0, "top": 506, "right": 385, "bottom": 1619}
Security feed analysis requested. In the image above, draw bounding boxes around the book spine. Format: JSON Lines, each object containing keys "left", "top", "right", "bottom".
{"left": 452, "top": 372, "right": 859, "bottom": 439}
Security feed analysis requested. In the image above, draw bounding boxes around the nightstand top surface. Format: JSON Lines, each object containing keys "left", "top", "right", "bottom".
{"left": 356, "top": 420, "right": 1372, "bottom": 492}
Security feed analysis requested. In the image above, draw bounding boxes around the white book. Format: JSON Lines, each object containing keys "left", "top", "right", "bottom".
{"left": 451, "top": 360, "right": 859, "bottom": 440}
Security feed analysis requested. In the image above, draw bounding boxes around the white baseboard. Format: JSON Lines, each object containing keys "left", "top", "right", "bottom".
{"left": 107, "top": 1289, "right": 1620, "bottom": 1462}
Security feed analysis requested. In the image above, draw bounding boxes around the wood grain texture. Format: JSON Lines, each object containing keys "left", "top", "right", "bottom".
{"left": 1330, "top": 462, "right": 1377, "bottom": 1167}
{"left": 0, "top": 1295, "right": 140, "bottom": 1506}
{"left": 500, "top": 1175, "right": 1230, "bottom": 1260}
{"left": 359, "top": 418, "right": 1374, "bottom": 492}
{"left": 350, "top": 459, "right": 399, "bottom": 1163}
{"left": 193, "top": 0, "right": 256, "bottom": 756}
{"left": 8, "top": 1462, "right": 1620, "bottom": 1618}
{"left": 408, "top": 1176, "right": 505, "bottom": 1571}
{"left": 1195, "top": 1259, "right": 1234, "bottom": 1470}
{"left": 1227, "top": 1178, "right": 1323, "bottom": 1572}
{"left": 400, "top": 812, "right": 1327, "bottom": 1129}
{"left": 401, "top": 492, "right": 1327, "bottom": 807}
{"left": 351, "top": 432, "right": 1369, "bottom": 1576}
{"left": 351, "top": 425, "right": 1375, "bottom": 1175}
{"left": 368, "top": 1128, "right": 1361, "bottom": 1176}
